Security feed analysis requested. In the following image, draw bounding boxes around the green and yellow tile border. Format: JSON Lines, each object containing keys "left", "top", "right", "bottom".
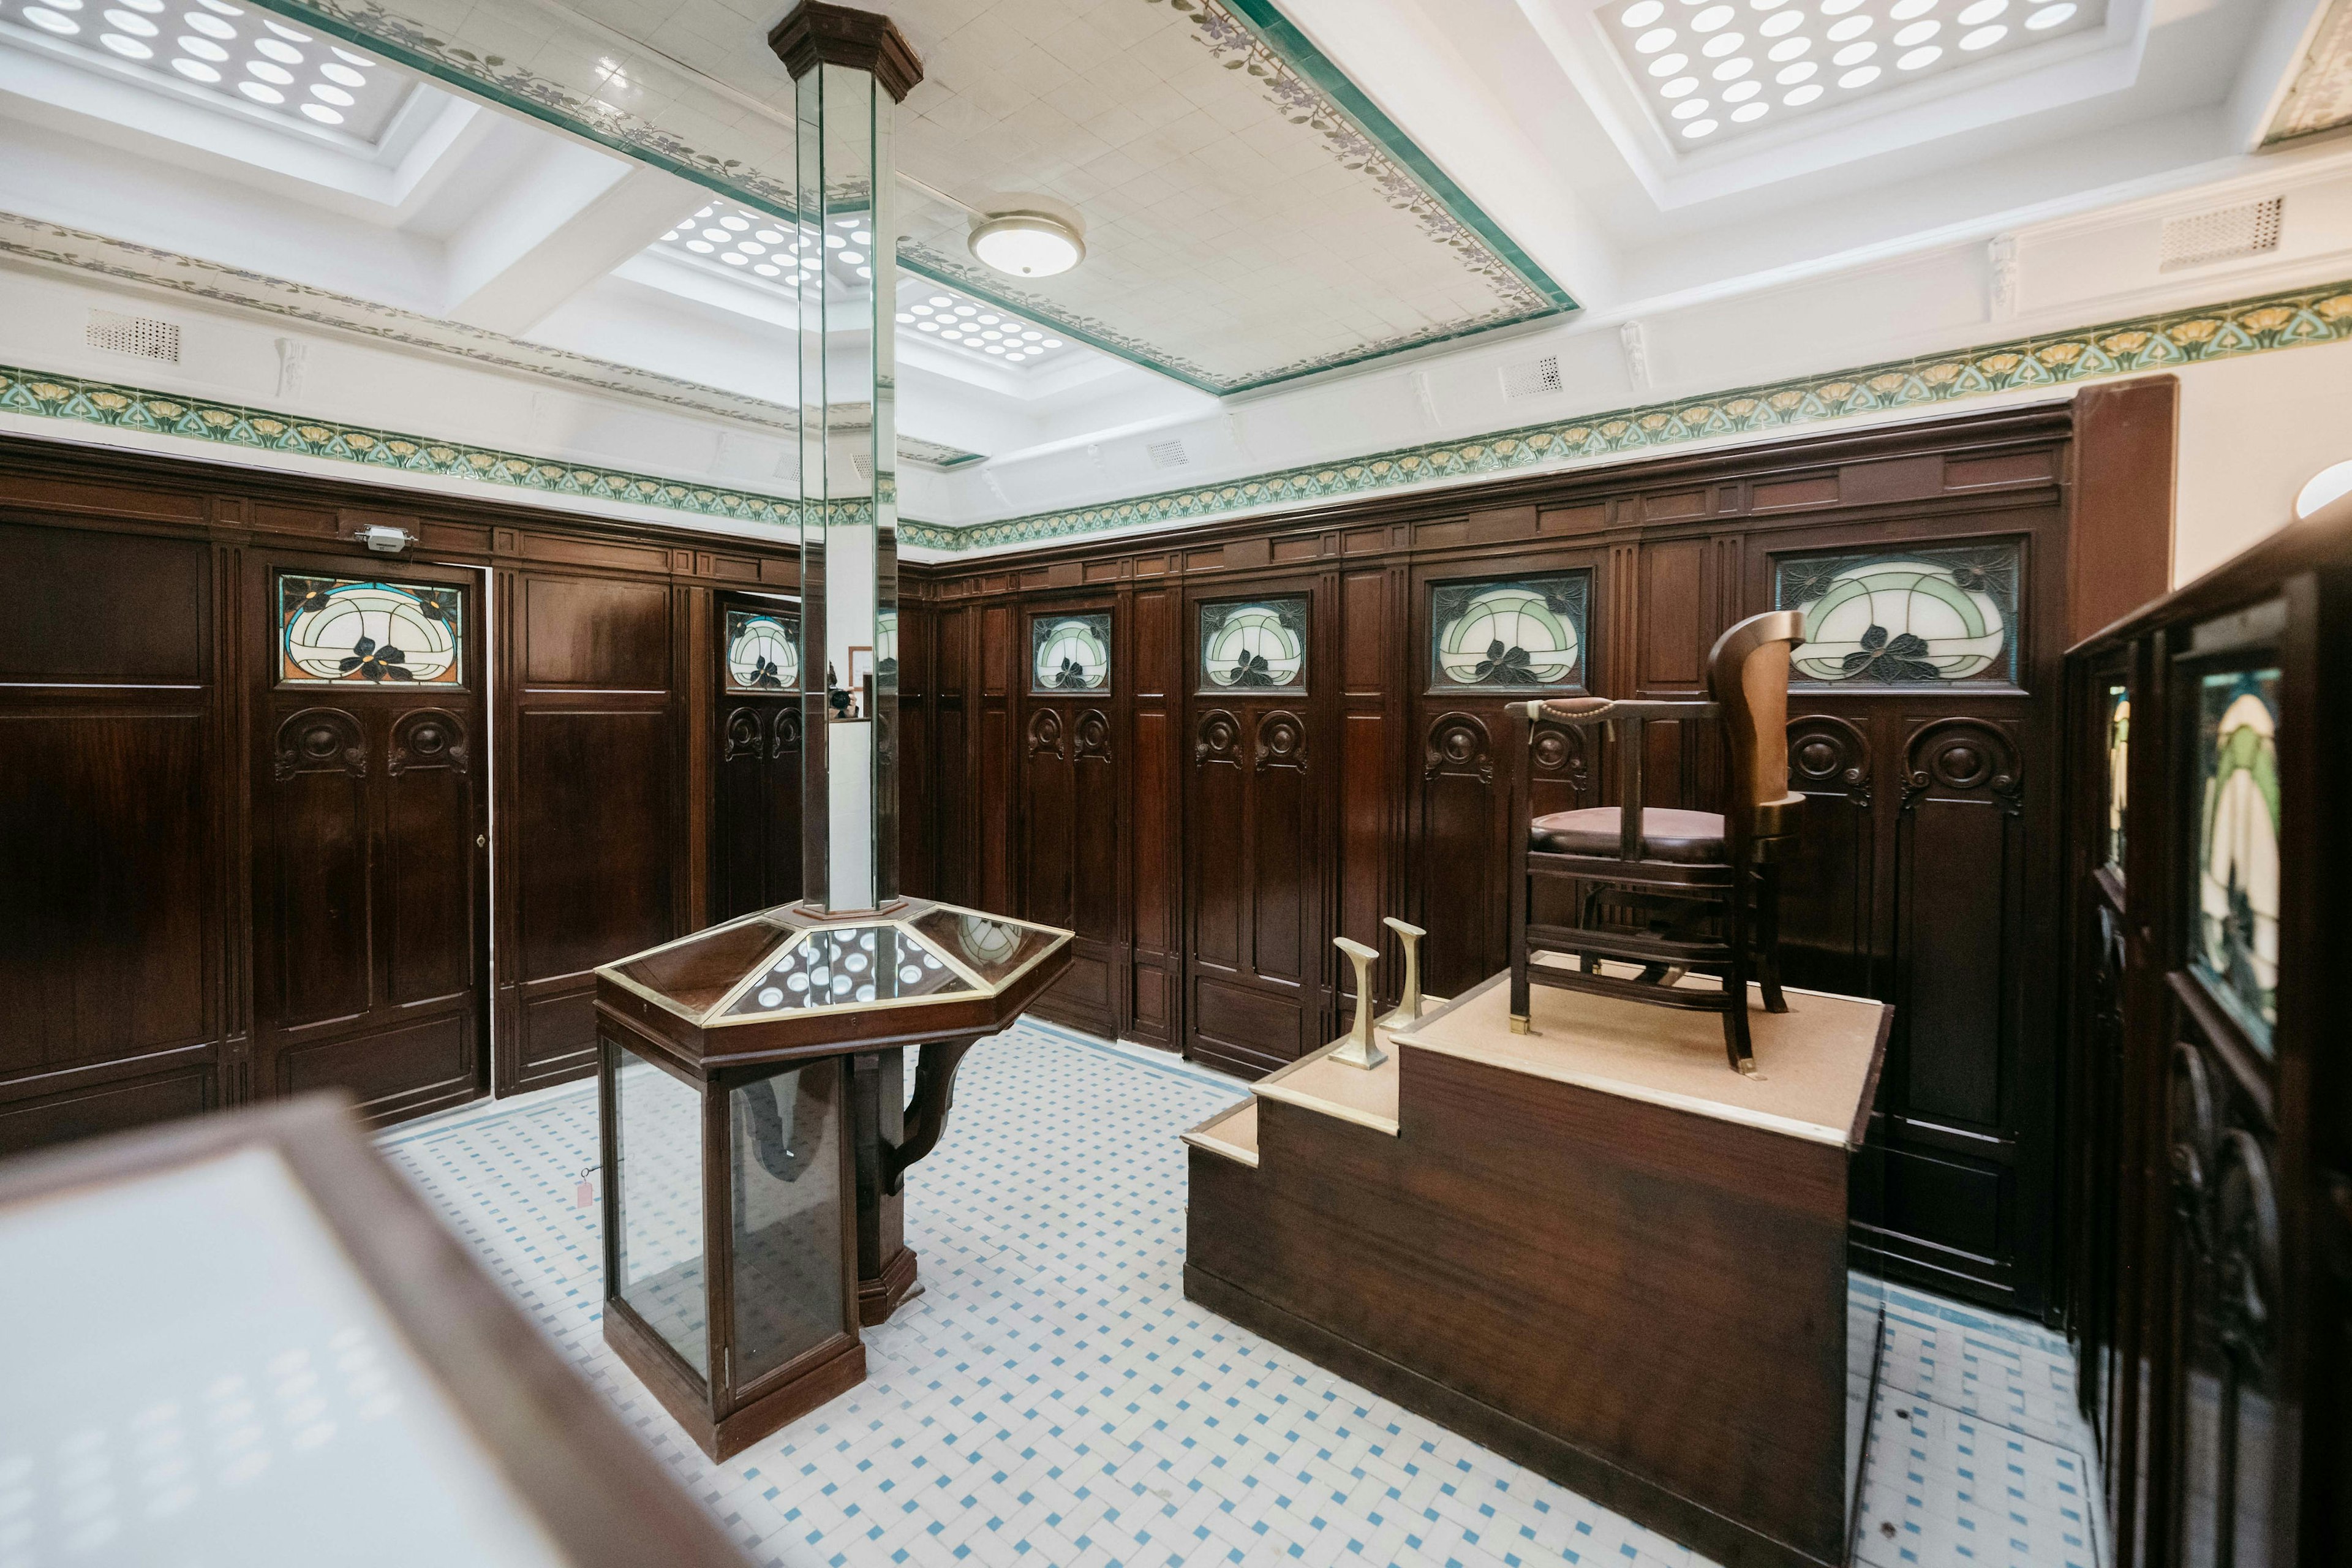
{"left": 4, "top": 275, "right": 2349, "bottom": 557}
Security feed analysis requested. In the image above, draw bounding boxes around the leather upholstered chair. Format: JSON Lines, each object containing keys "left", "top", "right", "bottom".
{"left": 1504, "top": 610, "right": 1806, "bottom": 1074}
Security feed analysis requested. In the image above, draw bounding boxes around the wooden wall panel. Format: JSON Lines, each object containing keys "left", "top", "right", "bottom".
{"left": 915, "top": 393, "right": 2168, "bottom": 1317}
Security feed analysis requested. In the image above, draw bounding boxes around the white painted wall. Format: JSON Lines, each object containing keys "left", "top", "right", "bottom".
{"left": 2171, "top": 337, "right": 2352, "bottom": 586}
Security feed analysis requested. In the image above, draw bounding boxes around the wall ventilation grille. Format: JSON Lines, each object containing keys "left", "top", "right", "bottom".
{"left": 1147, "top": 439, "right": 1189, "bottom": 470}
{"left": 851, "top": 453, "right": 874, "bottom": 482}
{"left": 86, "top": 310, "right": 181, "bottom": 364}
{"left": 2160, "top": 197, "right": 2283, "bottom": 272}
{"left": 1500, "top": 355, "right": 1563, "bottom": 401}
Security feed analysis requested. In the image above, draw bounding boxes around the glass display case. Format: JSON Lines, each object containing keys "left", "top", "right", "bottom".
{"left": 593, "top": 899, "right": 1072, "bottom": 1459}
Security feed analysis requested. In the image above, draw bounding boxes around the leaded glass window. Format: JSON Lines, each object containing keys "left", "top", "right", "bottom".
{"left": 2193, "top": 668, "right": 2281, "bottom": 1052}
{"left": 725, "top": 607, "right": 801, "bottom": 692}
{"left": 2104, "top": 683, "right": 2130, "bottom": 878}
{"left": 1032, "top": 613, "right": 1111, "bottom": 694}
{"left": 278, "top": 575, "right": 461, "bottom": 686}
{"left": 1199, "top": 598, "right": 1306, "bottom": 693}
{"left": 1775, "top": 543, "right": 2018, "bottom": 687}
{"left": 1430, "top": 572, "right": 1588, "bottom": 692}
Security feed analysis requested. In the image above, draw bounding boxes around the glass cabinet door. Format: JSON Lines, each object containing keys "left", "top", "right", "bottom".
{"left": 613, "top": 1044, "right": 709, "bottom": 1378}
{"left": 728, "top": 1061, "right": 846, "bottom": 1387}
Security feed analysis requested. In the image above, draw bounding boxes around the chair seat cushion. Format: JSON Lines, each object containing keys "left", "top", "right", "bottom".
{"left": 1529, "top": 807, "right": 1727, "bottom": 863}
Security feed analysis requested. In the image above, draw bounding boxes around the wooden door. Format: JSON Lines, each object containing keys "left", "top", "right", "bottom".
{"left": 1016, "top": 602, "right": 1120, "bottom": 1038}
{"left": 713, "top": 595, "right": 802, "bottom": 918}
{"left": 249, "top": 552, "right": 486, "bottom": 1126}
{"left": 1184, "top": 586, "right": 1322, "bottom": 1074}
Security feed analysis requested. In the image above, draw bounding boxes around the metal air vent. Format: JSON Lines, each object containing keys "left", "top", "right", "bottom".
{"left": 1147, "top": 439, "right": 1189, "bottom": 470}
{"left": 86, "top": 310, "right": 181, "bottom": 364}
{"left": 1500, "top": 355, "right": 1563, "bottom": 401}
{"left": 2160, "top": 197, "right": 2283, "bottom": 272}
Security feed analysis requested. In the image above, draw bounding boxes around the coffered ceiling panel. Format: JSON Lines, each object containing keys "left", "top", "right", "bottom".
{"left": 236, "top": 0, "right": 1574, "bottom": 391}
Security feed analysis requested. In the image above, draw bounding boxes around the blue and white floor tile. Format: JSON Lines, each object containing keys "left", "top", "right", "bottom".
{"left": 380, "top": 1020, "right": 2103, "bottom": 1568}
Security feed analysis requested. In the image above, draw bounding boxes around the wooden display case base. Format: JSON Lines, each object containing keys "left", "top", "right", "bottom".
{"left": 1185, "top": 970, "right": 1891, "bottom": 1568}
{"left": 858, "top": 1242, "right": 922, "bottom": 1326}
{"left": 604, "top": 1304, "right": 868, "bottom": 1463}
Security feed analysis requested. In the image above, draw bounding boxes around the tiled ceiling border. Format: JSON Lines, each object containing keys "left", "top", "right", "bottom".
{"left": 227, "top": 0, "right": 1572, "bottom": 394}
{"left": 7, "top": 276, "right": 2348, "bottom": 556}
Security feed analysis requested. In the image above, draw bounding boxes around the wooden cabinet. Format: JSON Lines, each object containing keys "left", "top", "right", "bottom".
{"left": 2062, "top": 494, "right": 2352, "bottom": 1568}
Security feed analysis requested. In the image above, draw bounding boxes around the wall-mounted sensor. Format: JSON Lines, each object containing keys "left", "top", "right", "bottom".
{"left": 359, "top": 524, "right": 413, "bottom": 554}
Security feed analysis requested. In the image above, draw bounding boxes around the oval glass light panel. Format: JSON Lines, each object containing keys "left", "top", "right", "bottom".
{"left": 104, "top": 9, "right": 159, "bottom": 34}
{"left": 2294, "top": 459, "right": 2352, "bottom": 516}
{"left": 238, "top": 80, "right": 283, "bottom": 102}
{"left": 1713, "top": 56, "right": 1752, "bottom": 76}
{"left": 320, "top": 61, "right": 364, "bottom": 85}
{"left": 970, "top": 213, "right": 1085, "bottom": 277}
{"left": 1671, "top": 96, "right": 1712, "bottom": 116}
{"left": 1827, "top": 15, "right": 1871, "bottom": 39}
{"left": 1636, "top": 25, "right": 1677, "bottom": 50}
{"left": 24, "top": 6, "right": 81, "bottom": 30}
{"left": 171, "top": 55, "right": 218, "bottom": 77}
{"left": 1691, "top": 3, "right": 1734, "bottom": 26}
{"left": 1769, "top": 36, "right": 1809, "bottom": 58}
{"left": 100, "top": 30, "right": 152, "bottom": 53}
{"left": 1724, "top": 77, "right": 1762, "bottom": 98}
{"left": 1839, "top": 62, "right": 1881, "bottom": 85}
{"left": 1732, "top": 100, "right": 1770, "bottom": 119}
{"left": 246, "top": 59, "right": 293, "bottom": 83}
{"left": 1961, "top": 22, "right": 2005, "bottom": 45}
{"left": 2026, "top": 1, "right": 2073, "bottom": 23}
{"left": 183, "top": 10, "right": 234, "bottom": 36}
{"left": 263, "top": 16, "right": 308, "bottom": 37}
{"left": 1958, "top": 0, "right": 2007, "bottom": 20}
{"left": 1622, "top": 0, "right": 1664, "bottom": 22}
{"left": 311, "top": 83, "right": 353, "bottom": 104}
{"left": 1761, "top": 10, "right": 1803, "bottom": 32}
{"left": 1899, "top": 43, "right": 1941, "bottom": 66}
{"left": 254, "top": 36, "right": 302, "bottom": 60}
{"left": 179, "top": 34, "right": 226, "bottom": 57}
{"left": 1703, "top": 31, "right": 1744, "bottom": 54}
{"left": 1648, "top": 50, "right": 1688, "bottom": 72}
{"left": 300, "top": 102, "right": 343, "bottom": 123}
{"left": 1682, "top": 116, "right": 1719, "bottom": 137}
{"left": 1661, "top": 74, "right": 1700, "bottom": 94}
{"left": 1895, "top": 20, "right": 1939, "bottom": 42}
{"left": 1834, "top": 40, "right": 1876, "bottom": 62}
{"left": 1777, "top": 59, "right": 1818, "bottom": 80}
{"left": 1785, "top": 81, "right": 1824, "bottom": 102}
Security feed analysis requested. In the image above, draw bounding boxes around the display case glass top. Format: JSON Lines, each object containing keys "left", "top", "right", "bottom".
{"left": 603, "top": 901, "right": 1069, "bottom": 1031}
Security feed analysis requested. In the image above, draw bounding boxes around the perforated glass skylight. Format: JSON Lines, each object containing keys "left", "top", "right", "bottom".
{"left": 649, "top": 202, "right": 1077, "bottom": 369}
{"left": 0, "top": 0, "right": 414, "bottom": 143}
{"left": 1600, "top": 0, "right": 2105, "bottom": 148}
{"left": 896, "top": 282, "right": 1072, "bottom": 369}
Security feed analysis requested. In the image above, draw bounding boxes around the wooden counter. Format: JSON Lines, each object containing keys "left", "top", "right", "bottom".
{"left": 1185, "top": 970, "right": 1891, "bottom": 1568}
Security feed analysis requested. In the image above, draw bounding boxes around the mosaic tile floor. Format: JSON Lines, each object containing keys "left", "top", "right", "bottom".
{"left": 380, "top": 1020, "right": 2104, "bottom": 1568}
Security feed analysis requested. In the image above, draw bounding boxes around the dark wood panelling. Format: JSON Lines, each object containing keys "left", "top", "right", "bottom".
{"left": 919, "top": 391, "right": 2176, "bottom": 1316}
{"left": 0, "top": 433, "right": 800, "bottom": 1149}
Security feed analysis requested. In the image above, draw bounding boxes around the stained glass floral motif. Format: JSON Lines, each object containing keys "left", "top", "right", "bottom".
{"left": 279, "top": 575, "right": 461, "bottom": 685}
{"left": 1200, "top": 598, "right": 1307, "bottom": 692}
{"left": 726, "top": 608, "right": 800, "bottom": 692}
{"left": 1431, "top": 573, "right": 1588, "bottom": 690}
{"left": 1032, "top": 614, "right": 1111, "bottom": 693}
{"left": 1777, "top": 544, "right": 2018, "bottom": 685}
{"left": 2194, "top": 668, "right": 2282, "bottom": 1052}
{"left": 2105, "top": 684, "right": 2130, "bottom": 878}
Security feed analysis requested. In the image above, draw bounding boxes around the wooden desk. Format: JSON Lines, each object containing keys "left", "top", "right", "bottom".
{"left": 1185, "top": 969, "right": 1891, "bottom": 1568}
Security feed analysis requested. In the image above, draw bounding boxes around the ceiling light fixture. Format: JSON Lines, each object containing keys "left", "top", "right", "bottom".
{"left": 968, "top": 211, "right": 1084, "bottom": 278}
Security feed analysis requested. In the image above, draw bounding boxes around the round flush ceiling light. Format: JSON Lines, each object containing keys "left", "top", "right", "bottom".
{"left": 968, "top": 212, "right": 1085, "bottom": 278}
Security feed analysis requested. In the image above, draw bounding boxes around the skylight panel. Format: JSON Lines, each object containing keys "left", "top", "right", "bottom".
{"left": 1600, "top": 0, "right": 2106, "bottom": 148}
{"left": 647, "top": 201, "right": 1077, "bottom": 370}
{"left": 0, "top": 0, "right": 414, "bottom": 143}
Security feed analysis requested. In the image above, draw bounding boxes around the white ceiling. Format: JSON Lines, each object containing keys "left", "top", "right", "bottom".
{"left": 0, "top": 0, "right": 2347, "bottom": 549}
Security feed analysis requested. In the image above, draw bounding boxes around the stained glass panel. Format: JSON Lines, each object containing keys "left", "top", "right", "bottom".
{"left": 1774, "top": 543, "right": 2019, "bottom": 686}
{"left": 1031, "top": 613, "right": 1112, "bottom": 694}
{"left": 2104, "top": 683, "right": 2130, "bottom": 878}
{"left": 1199, "top": 598, "right": 1306, "bottom": 693}
{"left": 2192, "top": 668, "right": 2282, "bottom": 1052}
{"left": 278, "top": 575, "right": 462, "bottom": 686}
{"left": 1430, "top": 572, "right": 1588, "bottom": 692}
{"left": 725, "top": 606, "right": 801, "bottom": 692}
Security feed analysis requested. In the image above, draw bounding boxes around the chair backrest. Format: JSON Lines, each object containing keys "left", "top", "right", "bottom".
{"left": 1706, "top": 610, "right": 1804, "bottom": 840}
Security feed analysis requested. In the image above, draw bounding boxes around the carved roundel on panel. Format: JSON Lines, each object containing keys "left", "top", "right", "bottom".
{"left": 724, "top": 707, "right": 766, "bottom": 762}
{"left": 1788, "top": 715, "right": 1872, "bottom": 804}
{"left": 273, "top": 707, "right": 366, "bottom": 780}
{"left": 2168, "top": 1042, "right": 2218, "bottom": 1216}
{"left": 1902, "top": 718, "right": 2021, "bottom": 812}
{"left": 1423, "top": 712, "right": 1493, "bottom": 782}
{"left": 1254, "top": 710, "right": 1308, "bottom": 771}
{"left": 1075, "top": 709, "right": 1111, "bottom": 761}
{"left": 389, "top": 709, "right": 469, "bottom": 776}
{"left": 772, "top": 707, "right": 803, "bottom": 756}
{"left": 1194, "top": 709, "right": 1240, "bottom": 764}
{"left": 1027, "top": 707, "right": 1065, "bottom": 758}
{"left": 2215, "top": 1130, "right": 2283, "bottom": 1370}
